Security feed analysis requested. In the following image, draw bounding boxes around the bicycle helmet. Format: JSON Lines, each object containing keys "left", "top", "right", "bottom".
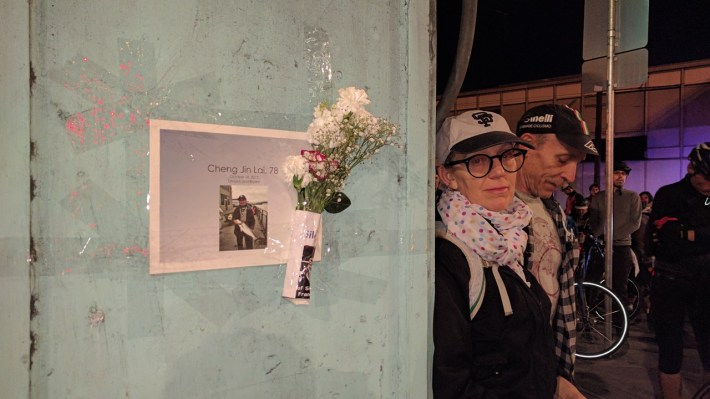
{"left": 573, "top": 193, "right": 588, "bottom": 208}
{"left": 688, "top": 142, "right": 710, "bottom": 176}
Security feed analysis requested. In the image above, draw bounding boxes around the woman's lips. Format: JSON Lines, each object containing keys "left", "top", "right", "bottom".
{"left": 486, "top": 186, "right": 509, "bottom": 194}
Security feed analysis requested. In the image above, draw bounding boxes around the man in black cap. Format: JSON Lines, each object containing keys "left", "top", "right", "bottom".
{"left": 232, "top": 194, "right": 256, "bottom": 250}
{"left": 515, "top": 103, "right": 598, "bottom": 398}
{"left": 588, "top": 160, "right": 642, "bottom": 310}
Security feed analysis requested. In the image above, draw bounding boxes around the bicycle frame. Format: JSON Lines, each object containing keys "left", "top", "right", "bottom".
{"left": 575, "top": 231, "right": 629, "bottom": 358}
{"left": 577, "top": 233, "right": 605, "bottom": 284}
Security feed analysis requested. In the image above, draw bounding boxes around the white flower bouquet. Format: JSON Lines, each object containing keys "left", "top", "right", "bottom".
{"left": 283, "top": 87, "right": 398, "bottom": 214}
{"left": 281, "top": 87, "right": 398, "bottom": 304}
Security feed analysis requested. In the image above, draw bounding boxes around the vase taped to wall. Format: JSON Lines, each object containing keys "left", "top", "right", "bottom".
{"left": 282, "top": 210, "right": 321, "bottom": 304}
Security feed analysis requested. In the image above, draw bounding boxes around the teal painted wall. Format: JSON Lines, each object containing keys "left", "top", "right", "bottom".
{"left": 1, "top": 0, "right": 434, "bottom": 397}
{"left": 1, "top": 0, "right": 31, "bottom": 397}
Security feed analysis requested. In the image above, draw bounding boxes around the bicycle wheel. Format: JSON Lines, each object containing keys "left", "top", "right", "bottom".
{"left": 575, "top": 281, "right": 629, "bottom": 359}
{"left": 599, "top": 277, "right": 641, "bottom": 321}
{"left": 626, "top": 278, "right": 641, "bottom": 321}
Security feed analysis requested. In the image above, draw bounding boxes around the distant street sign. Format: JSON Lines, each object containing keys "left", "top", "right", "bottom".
{"left": 582, "top": 49, "right": 648, "bottom": 94}
{"left": 583, "top": 0, "right": 649, "bottom": 60}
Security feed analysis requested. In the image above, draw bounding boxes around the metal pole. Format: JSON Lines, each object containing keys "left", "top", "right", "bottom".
{"left": 604, "top": 0, "right": 617, "bottom": 338}
{"left": 594, "top": 91, "right": 603, "bottom": 185}
{"left": 435, "top": 0, "right": 479, "bottom": 133}
{"left": 604, "top": 0, "right": 616, "bottom": 291}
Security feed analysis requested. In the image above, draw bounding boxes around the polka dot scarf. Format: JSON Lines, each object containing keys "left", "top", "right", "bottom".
{"left": 437, "top": 188, "right": 533, "bottom": 282}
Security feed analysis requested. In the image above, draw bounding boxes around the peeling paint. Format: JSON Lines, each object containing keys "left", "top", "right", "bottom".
{"left": 29, "top": 331, "right": 37, "bottom": 370}
{"left": 30, "top": 295, "right": 39, "bottom": 319}
{"left": 29, "top": 62, "right": 36, "bottom": 95}
{"left": 28, "top": 236, "right": 37, "bottom": 263}
{"left": 29, "top": 176, "right": 36, "bottom": 201}
{"left": 88, "top": 307, "right": 106, "bottom": 327}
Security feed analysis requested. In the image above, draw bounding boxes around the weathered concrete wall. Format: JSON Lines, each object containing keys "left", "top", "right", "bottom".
{"left": 0, "top": 0, "right": 434, "bottom": 397}
{"left": 1, "top": 0, "right": 31, "bottom": 397}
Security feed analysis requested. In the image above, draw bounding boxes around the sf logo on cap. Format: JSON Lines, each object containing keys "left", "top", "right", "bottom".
{"left": 471, "top": 111, "right": 494, "bottom": 127}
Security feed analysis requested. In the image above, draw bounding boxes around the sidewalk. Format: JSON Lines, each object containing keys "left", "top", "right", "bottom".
{"left": 575, "top": 311, "right": 705, "bottom": 398}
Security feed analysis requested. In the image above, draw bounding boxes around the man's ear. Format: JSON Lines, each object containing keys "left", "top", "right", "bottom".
{"left": 436, "top": 164, "right": 458, "bottom": 190}
{"left": 518, "top": 133, "right": 536, "bottom": 148}
{"left": 688, "top": 163, "right": 695, "bottom": 175}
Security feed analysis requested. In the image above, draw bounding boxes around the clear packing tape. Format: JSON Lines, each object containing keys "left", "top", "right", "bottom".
{"left": 304, "top": 26, "right": 333, "bottom": 105}
{"left": 282, "top": 210, "right": 322, "bottom": 305}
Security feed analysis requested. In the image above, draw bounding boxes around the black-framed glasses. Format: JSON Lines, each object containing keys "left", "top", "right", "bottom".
{"left": 444, "top": 148, "right": 527, "bottom": 178}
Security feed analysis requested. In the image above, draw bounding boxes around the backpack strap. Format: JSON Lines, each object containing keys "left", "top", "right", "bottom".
{"left": 479, "top": 258, "right": 513, "bottom": 316}
{"left": 436, "top": 222, "right": 513, "bottom": 318}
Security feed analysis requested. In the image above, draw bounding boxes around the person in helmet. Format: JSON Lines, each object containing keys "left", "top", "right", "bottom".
{"left": 647, "top": 142, "right": 710, "bottom": 398}
{"left": 571, "top": 194, "right": 590, "bottom": 239}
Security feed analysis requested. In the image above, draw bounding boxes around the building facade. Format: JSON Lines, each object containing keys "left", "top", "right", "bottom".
{"left": 448, "top": 59, "right": 710, "bottom": 198}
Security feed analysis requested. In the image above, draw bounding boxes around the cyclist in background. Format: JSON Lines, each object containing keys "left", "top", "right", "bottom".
{"left": 648, "top": 142, "right": 710, "bottom": 399}
{"left": 587, "top": 183, "right": 600, "bottom": 203}
{"left": 571, "top": 194, "right": 591, "bottom": 245}
{"left": 588, "top": 160, "right": 642, "bottom": 312}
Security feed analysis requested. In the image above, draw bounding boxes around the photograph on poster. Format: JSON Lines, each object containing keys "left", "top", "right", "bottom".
{"left": 149, "top": 119, "right": 320, "bottom": 274}
{"left": 219, "top": 185, "right": 268, "bottom": 252}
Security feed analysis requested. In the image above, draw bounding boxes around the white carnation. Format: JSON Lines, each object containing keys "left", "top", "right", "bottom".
{"left": 283, "top": 155, "right": 308, "bottom": 182}
{"left": 337, "top": 87, "right": 370, "bottom": 114}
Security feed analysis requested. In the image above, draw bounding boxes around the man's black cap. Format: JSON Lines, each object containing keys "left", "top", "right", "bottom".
{"left": 516, "top": 104, "right": 599, "bottom": 156}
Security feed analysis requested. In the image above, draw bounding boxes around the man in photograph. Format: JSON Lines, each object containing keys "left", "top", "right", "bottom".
{"left": 232, "top": 194, "right": 256, "bottom": 250}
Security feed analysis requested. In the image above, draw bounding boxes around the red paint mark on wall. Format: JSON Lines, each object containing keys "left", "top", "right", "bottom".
{"left": 60, "top": 56, "right": 154, "bottom": 152}
{"left": 119, "top": 62, "right": 132, "bottom": 76}
{"left": 66, "top": 115, "right": 87, "bottom": 145}
{"left": 88, "top": 244, "right": 118, "bottom": 258}
{"left": 123, "top": 245, "right": 149, "bottom": 257}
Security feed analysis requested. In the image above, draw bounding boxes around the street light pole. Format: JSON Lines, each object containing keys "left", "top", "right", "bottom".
{"left": 604, "top": 0, "right": 617, "bottom": 338}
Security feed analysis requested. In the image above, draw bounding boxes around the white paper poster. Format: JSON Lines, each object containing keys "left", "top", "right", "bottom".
{"left": 149, "top": 119, "right": 316, "bottom": 274}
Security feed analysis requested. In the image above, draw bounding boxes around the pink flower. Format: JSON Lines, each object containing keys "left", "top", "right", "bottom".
{"left": 301, "top": 150, "right": 339, "bottom": 181}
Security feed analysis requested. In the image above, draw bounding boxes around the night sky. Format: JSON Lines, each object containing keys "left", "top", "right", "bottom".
{"left": 437, "top": 0, "right": 710, "bottom": 93}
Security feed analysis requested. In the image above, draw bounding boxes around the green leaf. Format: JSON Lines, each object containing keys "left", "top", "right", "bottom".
{"left": 292, "top": 175, "right": 302, "bottom": 191}
{"left": 324, "top": 192, "right": 351, "bottom": 213}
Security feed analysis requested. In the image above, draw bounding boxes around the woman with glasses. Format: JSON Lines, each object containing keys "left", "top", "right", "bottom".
{"left": 433, "top": 111, "right": 558, "bottom": 398}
